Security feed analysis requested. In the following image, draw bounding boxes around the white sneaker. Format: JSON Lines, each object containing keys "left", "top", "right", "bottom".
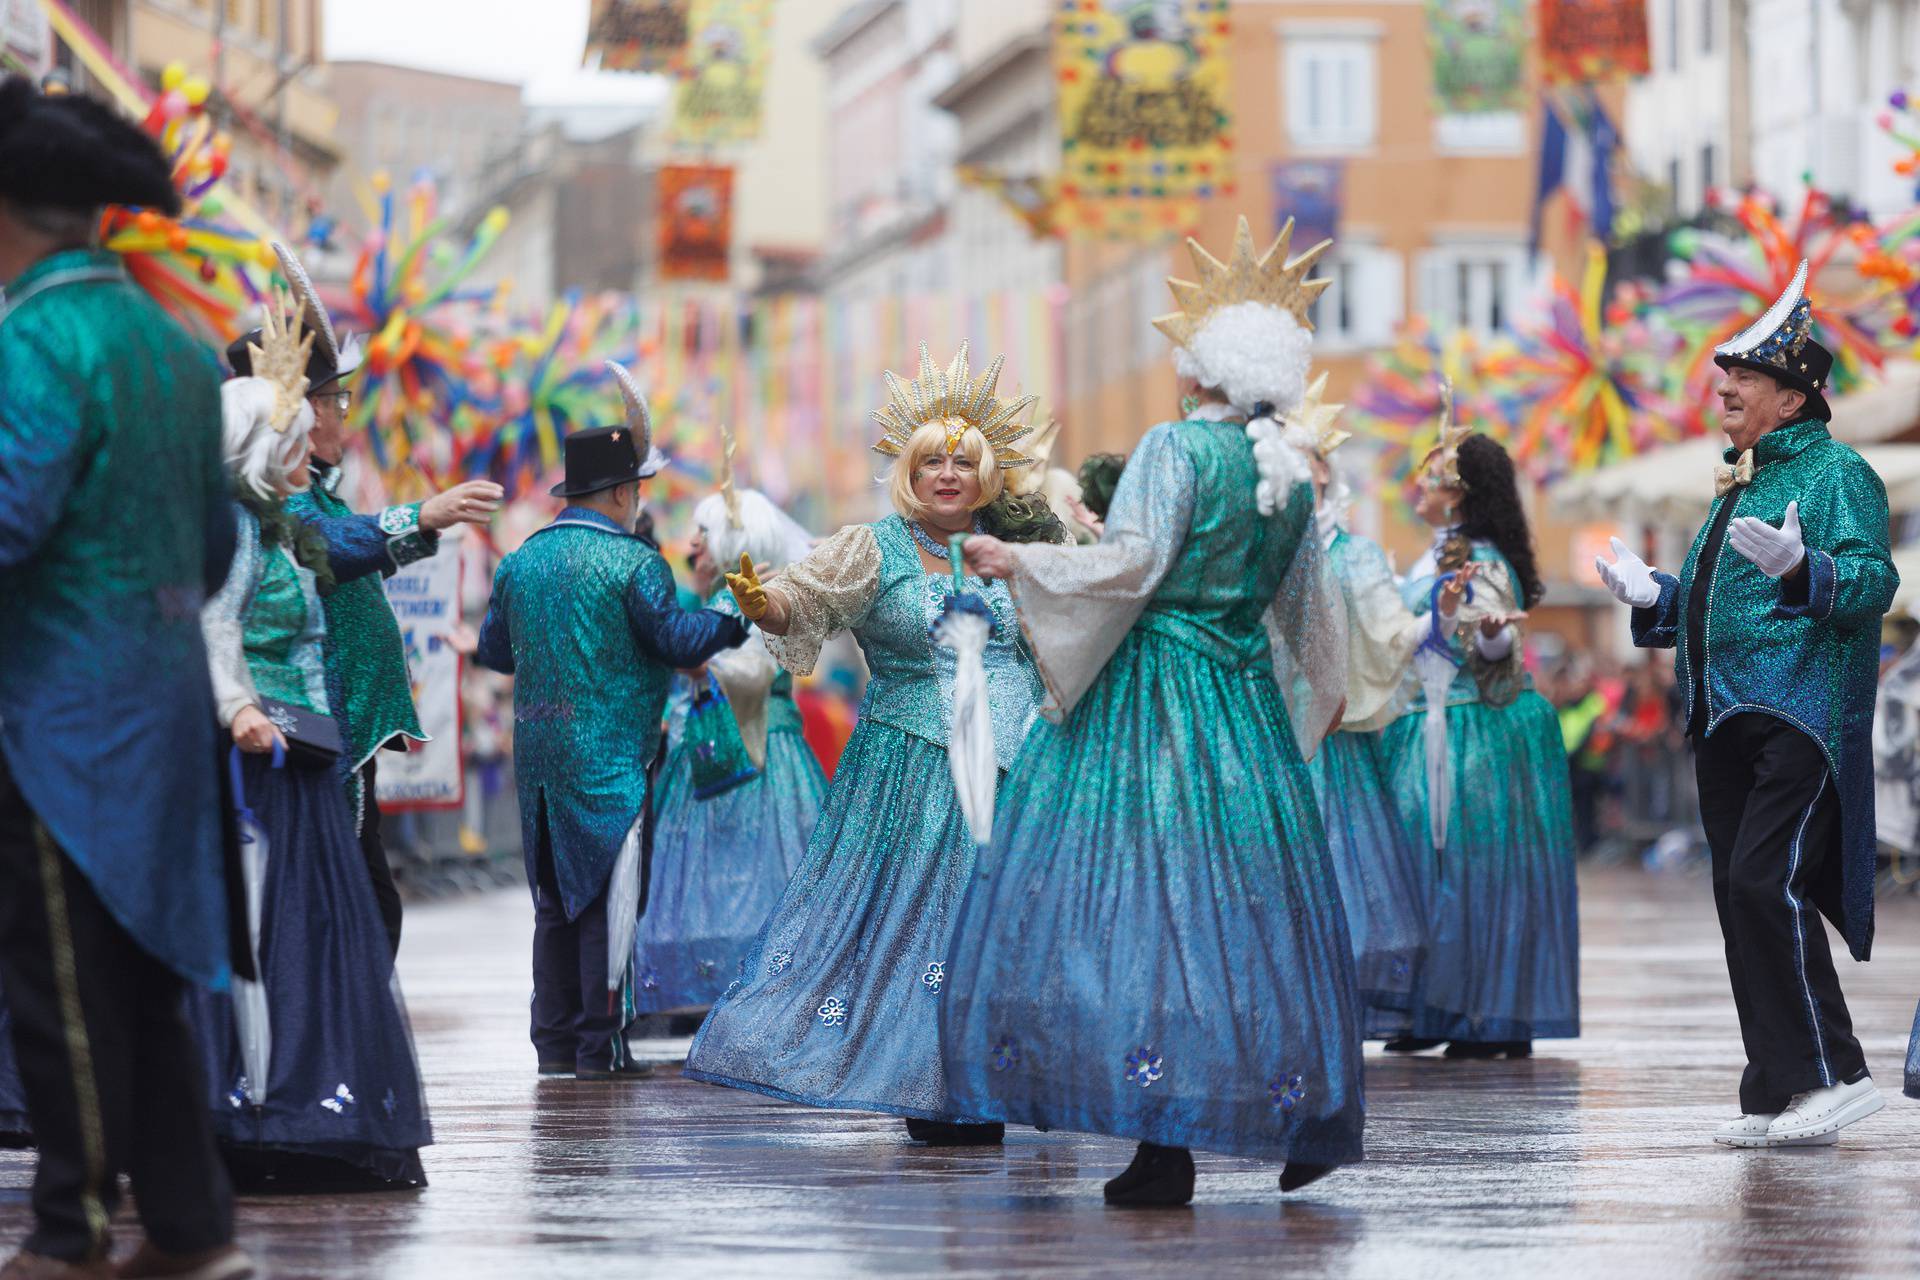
{"left": 1712, "top": 1112, "right": 1840, "bottom": 1148}
{"left": 1766, "top": 1077, "right": 1884, "bottom": 1145}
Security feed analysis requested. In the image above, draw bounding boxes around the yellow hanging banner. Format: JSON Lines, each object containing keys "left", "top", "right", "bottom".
{"left": 1053, "top": 0, "right": 1234, "bottom": 241}
{"left": 670, "top": 0, "right": 774, "bottom": 147}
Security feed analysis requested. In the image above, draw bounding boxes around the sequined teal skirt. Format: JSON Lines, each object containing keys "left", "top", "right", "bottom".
{"left": 1309, "top": 729, "right": 1427, "bottom": 1035}
{"left": 1379, "top": 690, "right": 1581, "bottom": 1042}
{"left": 939, "top": 628, "right": 1366, "bottom": 1163}
{"left": 683, "top": 719, "right": 996, "bottom": 1122}
{"left": 634, "top": 727, "right": 827, "bottom": 1012}
{"left": 1905, "top": 1000, "right": 1919, "bottom": 1099}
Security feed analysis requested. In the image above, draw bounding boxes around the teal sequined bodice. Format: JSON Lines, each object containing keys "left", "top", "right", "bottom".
{"left": 1139, "top": 420, "right": 1310, "bottom": 666}
{"left": 243, "top": 532, "right": 328, "bottom": 713}
{"left": 853, "top": 515, "right": 1041, "bottom": 769}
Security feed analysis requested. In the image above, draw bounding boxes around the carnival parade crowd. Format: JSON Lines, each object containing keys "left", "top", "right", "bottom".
{"left": 5, "top": 72, "right": 1920, "bottom": 1280}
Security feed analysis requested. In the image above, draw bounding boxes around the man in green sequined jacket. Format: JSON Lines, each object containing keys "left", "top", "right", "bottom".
{"left": 228, "top": 243, "right": 503, "bottom": 957}
{"left": 1598, "top": 264, "right": 1897, "bottom": 1151}
{"left": 0, "top": 76, "right": 248, "bottom": 1279}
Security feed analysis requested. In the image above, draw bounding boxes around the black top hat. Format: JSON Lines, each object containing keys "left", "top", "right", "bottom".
{"left": 551, "top": 425, "right": 646, "bottom": 499}
{"left": 226, "top": 328, "right": 345, "bottom": 390}
{"left": 1711, "top": 261, "right": 1833, "bottom": 422}
{"left": 0, "top": 76, "right": 180, "bottom": 214}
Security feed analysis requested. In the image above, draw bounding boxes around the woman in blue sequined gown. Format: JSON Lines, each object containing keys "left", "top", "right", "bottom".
{"left": 1378, "top": 431, "right": 1581, "bottom": 1058}
{"left": 185, "top": 372, "right": 431, "bottom": 1189}
{"left": 634, "top": 487, "right": 827, "bottom": 1011}
{"left": 941, "top": 218, "right": 1364, "bottom": 1205}
{"left": 684, "top": 344, "right": 1064, "bottom": 1143}
{"left": 1295, "top": 385, "right": 1443, "bottom": 1034}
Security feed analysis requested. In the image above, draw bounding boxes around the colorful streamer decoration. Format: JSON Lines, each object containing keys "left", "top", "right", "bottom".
{"left": 325, "top": 174, "right": 514, "bottom": 494}
{"left": 1053, "top": 0, "right": 1233, "bottom": 240}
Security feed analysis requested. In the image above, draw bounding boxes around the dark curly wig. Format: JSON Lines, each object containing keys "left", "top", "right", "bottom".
{"left": 1455, "top": 434, "right": 1544, "bottom": 609}
{"left": 1075, "top": 452, "right": 1127, "bottom": 520}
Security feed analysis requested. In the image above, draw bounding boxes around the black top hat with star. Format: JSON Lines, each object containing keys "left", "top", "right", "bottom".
{"left": 551, "top": 425, "right": 647, "bottom": 498}
{"left": 226, "top": 242, "right": 361, "bottom": 391}
{"left": 1712, "top": 260, "right": 1833, "bottom": 422}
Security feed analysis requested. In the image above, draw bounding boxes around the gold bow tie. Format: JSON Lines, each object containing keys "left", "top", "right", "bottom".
{"left": 1714, "top": 450, "right": 1755, "bottom": 498}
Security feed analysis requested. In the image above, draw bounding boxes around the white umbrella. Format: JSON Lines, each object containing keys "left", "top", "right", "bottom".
{"left": 933, "top": 546, "right": 998, "bottom": 845}
{"left": 228, "top": 747, "right": 273, "bottom": 1107}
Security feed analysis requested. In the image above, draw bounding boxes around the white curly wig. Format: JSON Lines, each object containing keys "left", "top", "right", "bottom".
{"left": 220, "top": 376, "right": 315, "bottom": 501}
{"left": 1171, "top": 300, "right": 1313, "bottom": 417}
{"left": 695, "top": 488, "right": 815, "bottom": 575}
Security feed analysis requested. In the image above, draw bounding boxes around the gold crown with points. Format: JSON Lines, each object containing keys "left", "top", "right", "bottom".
{"left": 247, "top": 287, "right": 315, "bottom": 434}
{"left": 1153, "top": 215, "right": 1333, "bottom": 349}
{"left": 716, "top": 420, "right": 743, "bottom": 529}
{"left": 1288, "top": 371, "right": 1349, "bottom": 457}
{"left": 872, "top": 341, "right": 1037, "bottom": 468}
{"left": 1424, "top": 380, "right": 1474, "bottom": 490}
{"left": 1008, "top": 397, "right": 1062, "bottom": 497}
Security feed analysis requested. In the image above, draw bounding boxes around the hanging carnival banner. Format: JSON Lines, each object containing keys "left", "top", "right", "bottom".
{"left": 1053, "top": 0, "right": 1234, "bottom": 240}
{"left": 657, "top": 163, "right": 734, "bottom": 282}
{"left": 1270, "top": 160, "right": 1343, "bottom": 249}
{"left": 1426, "top": 0, "right": 1527, "bottom": 116}
{"left": 583, "top": 0, "right": 692, "bottom": 73}
{"left": 377, "top": 537, "right": 466, "bottom": 812}
{"left": 670, "top": 0, "right": 774, "bottom": 146}
{"left": 1537, "top": 0, "right": 1651, "bottom": 86}
{"left": 3, "top": 0, "right": 51, "bottom": 77}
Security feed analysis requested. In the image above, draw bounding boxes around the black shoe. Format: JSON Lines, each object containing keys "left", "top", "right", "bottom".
{"left": 1442, "top": 1040, "right": 1531, "bottom": 1060}
{"left": 1103, "top": 1142, "right": 1195, "bottom": 1207}
{"left": 904, "top": 1118, "right": 1005, "bottom": 1146}
{"left": 575, "top": 1059, "right": 655, "bottom": 1081}
{"left": 1280, "top": 1162, "right": 1336, "bottom": 1193}
{"left": 1383, "top": 1037, "right": 1443, "bottom": 1054}
{"left": 537, "top": 1060, "right": 574, "bottom": 1078}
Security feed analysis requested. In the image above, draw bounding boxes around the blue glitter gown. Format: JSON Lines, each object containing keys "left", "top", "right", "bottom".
{"left": 683, "top": 514, "right": 1043, "bottom": 1120}
{"left": 1310, "top": 527, "right": 1431, "bottom": 1034}
{"left": 1905, "top": 1001, "right": 1919, "bottom": 1099}
{"left": 940, "top": 418, "right": 1365, "bottom": 1163}
{"left": 634, "top": 592, "right": 828, "bottom": 1011}
{"left": 0, "top": 995, "right": 26, "bottom": 1147}
{"left": 1377, "top": 537, "right": 1581, "bottom": 1044}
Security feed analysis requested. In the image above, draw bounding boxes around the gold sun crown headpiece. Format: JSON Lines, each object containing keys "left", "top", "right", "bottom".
{"left": 246, "top": 287, "right": 315, "bottom": 434}
{"left": 1008, "top": 397, "right": 1062, "bottom": 497}
{"left": 871, "top": 341, "right": 1037, "bottom": 469}
{"left": 715, "top": 420, "right": 743, "bottom": 529}
{"left": 1153, "top": 215, "right": 1333, "bottom": 349}
{"left": 1425, "top": 380, "right": 1474, "bottom": 490}
{"left": 1288, "top": 371, "right": 1348, "bottom": 458}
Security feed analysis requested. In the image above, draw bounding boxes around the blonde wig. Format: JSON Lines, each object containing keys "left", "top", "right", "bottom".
{"left": 885, "top": 421, "right": 1005, "bottom": 521}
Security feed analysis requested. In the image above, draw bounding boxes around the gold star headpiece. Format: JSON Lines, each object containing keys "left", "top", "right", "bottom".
{"left": 1288, "top": 371, "right": 1348, "bottom": 458}
{"left": 1424, "top": 380, "right": 1474, "bottom": 490}
{"left": 1153, "top": 215, "right": 1333, "bottom": 349}
{"left": 1008, "top": 397, "right": 1062, "bottom": 497}
{"left": 246, "top": 287, "right": 315, "bottom": 434}
{"left": 716, "top": 420, "right": 743, "bottom": 529}
{"left": 871, "top": 341, "right": 1037, "bottom": 468}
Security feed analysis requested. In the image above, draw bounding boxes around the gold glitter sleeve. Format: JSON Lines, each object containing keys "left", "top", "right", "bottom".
{"left": 762, "top": 523, "right": 882, "bottom": 678}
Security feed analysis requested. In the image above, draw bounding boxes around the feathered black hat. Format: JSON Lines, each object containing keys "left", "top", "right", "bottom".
{"left": 0, "top": 75, "right": 180, "bottom": 215}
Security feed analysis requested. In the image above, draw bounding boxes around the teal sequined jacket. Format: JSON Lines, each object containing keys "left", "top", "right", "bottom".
{"left": 476, "top": 508, "right": 748, "bottom": 919}
{"left": 0, "top": 250, "right": 236, "bottom": 989}
{"left": 1631, "top": 419, "right": 1897, "bottom": 959}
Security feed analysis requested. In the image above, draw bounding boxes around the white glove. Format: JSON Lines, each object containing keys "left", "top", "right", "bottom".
{"left": 1727, "top": 500, "right": 1806, "bottom": 579}
{"left": 1594, "top": 536, "right": 1661, "bottom": 608}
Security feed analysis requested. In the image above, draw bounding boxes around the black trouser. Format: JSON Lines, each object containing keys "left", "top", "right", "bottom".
{"left": 358, "top": 758, "right": 403, "bottom": 959}
{"left": 0, "top": 760, "right": 233, "bottom": 1263}
{"left": 529, "top": 803, "right": 625, "bottom": 1072}
{"left": 1695, "top": 712, "right": 1868, "bottom": 1114}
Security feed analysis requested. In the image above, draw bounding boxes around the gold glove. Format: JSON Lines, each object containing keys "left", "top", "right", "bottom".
{"left": 725, "top": 552, "right": 769, "bottom": 621}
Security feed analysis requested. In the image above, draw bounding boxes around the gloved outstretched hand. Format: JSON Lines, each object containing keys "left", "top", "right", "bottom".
{"left": 1594, "top": 537, "right": 1661, "bottom": 608}
{"left": 725, "top": 553, "right": 769, "bottom": 621}
{"left": 1728, "top": 500, "right": 1806, "bottom": 579}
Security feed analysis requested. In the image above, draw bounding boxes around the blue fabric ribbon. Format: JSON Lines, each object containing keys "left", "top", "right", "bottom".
{"left": 1417, "top": 573, "right": 1472, "bottom": 666}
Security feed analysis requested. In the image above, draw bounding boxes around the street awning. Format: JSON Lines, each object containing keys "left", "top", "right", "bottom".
{"left": 1552, "top": 444, "right": 1920, "bottom": 527}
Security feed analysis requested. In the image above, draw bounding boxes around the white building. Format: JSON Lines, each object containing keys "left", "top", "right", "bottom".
{"left": 1625, "top": 0, "right": 1737, "bottom": 215}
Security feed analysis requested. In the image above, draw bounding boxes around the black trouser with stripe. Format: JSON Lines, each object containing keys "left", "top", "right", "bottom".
{"left": 0, "top": 757, "right": 233, "bottom": 1263}
{"left": 1695, "top": 713, "right": 1869, "bottom": 1115}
